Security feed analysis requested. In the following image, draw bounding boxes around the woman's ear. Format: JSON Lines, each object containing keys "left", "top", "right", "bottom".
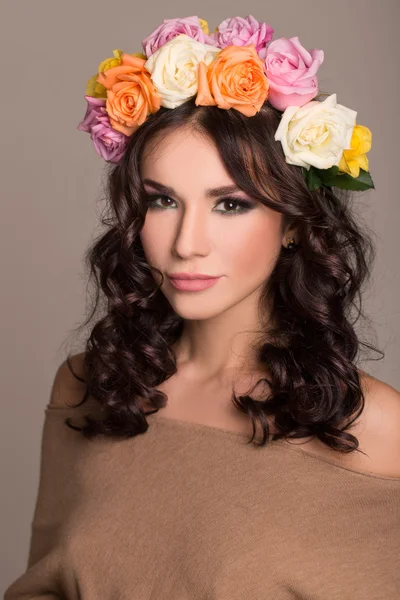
{"left": 282, "top": 220, "right": 298, "bottom": 245}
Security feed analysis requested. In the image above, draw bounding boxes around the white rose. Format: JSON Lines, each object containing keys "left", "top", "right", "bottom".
{"left": 144, "top": 33, "right": 220, "bottom": 109}
{"left": 274, "top": 93, "right": 357, "bottom": 170}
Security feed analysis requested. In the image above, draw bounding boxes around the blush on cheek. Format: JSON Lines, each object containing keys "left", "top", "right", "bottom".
{"left": 140, "top": 223, "right": 178, "bottom": 290}
{"left": 218, "top": 219, "right": 282, "bottom": 279}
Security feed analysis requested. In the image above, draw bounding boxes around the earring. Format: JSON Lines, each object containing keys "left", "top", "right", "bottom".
{"left": 286, "top": 236, "right": 297, "bottom": 250}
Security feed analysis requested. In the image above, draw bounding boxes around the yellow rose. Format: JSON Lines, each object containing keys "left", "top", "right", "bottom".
{"left": 85, "top": 49, "right": 124, "bottom": 98}
{"left": 338, "top": 124, "right": 372, "bottom": 178}
{"left": 199, "top": 18, "right": 209, "bottom": 35}
{"left": 98, "top": 49, "right": 124, "bottom": 74}
{"left": 85, "top": 73, "right": 105, "bottom": 98}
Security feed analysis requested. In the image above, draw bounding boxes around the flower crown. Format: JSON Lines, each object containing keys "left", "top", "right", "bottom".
{"left": 78, "top": 15, "right": 374, "bottom": 193}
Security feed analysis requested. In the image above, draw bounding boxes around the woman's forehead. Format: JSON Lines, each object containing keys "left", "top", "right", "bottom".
{"left": 140, "top": 130, "right": 234, "bottom": 188}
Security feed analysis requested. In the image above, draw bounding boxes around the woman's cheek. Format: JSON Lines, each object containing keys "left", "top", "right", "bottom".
{"left": 217, "top": 218, "right": 281, "bottom": 279}
{"left": 139, "top": 226, "right": 164, "bottom": 270}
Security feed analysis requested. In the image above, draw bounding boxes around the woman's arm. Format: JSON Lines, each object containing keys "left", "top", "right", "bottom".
{"left": 4, "top": 355, "right": 88, "bottom": 598}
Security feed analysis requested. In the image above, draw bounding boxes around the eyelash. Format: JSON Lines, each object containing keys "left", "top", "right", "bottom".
{"left": 144, "top": 194, "right": 255, "bottom": 217}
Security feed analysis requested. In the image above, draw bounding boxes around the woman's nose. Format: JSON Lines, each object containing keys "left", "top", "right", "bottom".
{"left": 172, "top": 207, "right": 211, "bottom": 258}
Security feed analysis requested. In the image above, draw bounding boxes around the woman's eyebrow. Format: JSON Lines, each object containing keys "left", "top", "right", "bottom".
{"left": 142, "top": 178, "right": 243, "bottom": 200}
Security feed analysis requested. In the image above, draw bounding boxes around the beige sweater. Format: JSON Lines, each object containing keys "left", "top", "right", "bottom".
{"left": 4, "top": 402, "right": 400, "bottom": 599}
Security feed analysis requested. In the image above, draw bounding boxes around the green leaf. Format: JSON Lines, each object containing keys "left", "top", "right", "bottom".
{"left": 318, "top": 166, "right": 340, "bottom": 185}
{"left": 304, "top": 167, "right": 323, "bottom": 191}
{"left": 303, "top": 165, "right": 375, "bottom": 191}
{"left": 331, "top": 168, "right": 375, "bottom": 191}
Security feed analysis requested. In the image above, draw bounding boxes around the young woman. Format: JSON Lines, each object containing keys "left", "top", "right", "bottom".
{"left": 5, "top": 15, "right": 400, "bottom": 600}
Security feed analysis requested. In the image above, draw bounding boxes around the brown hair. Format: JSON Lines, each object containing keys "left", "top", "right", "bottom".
{"left": 64, "top": 96, "right": 382, "bottom": 453}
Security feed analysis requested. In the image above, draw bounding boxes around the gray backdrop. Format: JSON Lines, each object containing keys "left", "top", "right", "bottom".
{"left": 1, "top": 0, "right": 399, "bottom": 591}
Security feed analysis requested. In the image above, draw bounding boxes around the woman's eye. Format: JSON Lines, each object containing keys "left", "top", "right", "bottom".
{"left": 145, "top": 194, "right": 254, "bottom": 216}
{"left": 213, "top": 198, "right": 254, "bottom": 216}
{"left": 146, "top": 194, "right": 177, "bottom": 210}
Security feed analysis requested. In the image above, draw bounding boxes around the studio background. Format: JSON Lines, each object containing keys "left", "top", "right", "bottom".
{"left": 1, "top": 0, "right": 398, "bottom": 592}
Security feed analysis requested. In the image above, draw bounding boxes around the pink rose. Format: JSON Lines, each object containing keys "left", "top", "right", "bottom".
{"left": 212, "top": 15, "right": 274, "bottom": 60}
{"left": 264, "top": 37, "right": 324, "bottom": 111}
{"left": 142, "top": 16, "right": 217, "bottom": 57}
{"left": 77, "top": 96, "right": 129, "bottom": 164}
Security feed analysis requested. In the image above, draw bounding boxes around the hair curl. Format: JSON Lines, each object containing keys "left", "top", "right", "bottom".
{"left": 64, "top": 95, "right": 383, "bottom": 453}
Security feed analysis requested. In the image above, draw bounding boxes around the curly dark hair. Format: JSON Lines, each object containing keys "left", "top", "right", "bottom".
{"left": 63, "top": 95, "right": 383, "bottom": 453}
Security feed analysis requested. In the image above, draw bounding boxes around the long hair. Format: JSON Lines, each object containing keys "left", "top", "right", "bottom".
{"left": 64, "top": 95, "right": 383, "bottom": 452}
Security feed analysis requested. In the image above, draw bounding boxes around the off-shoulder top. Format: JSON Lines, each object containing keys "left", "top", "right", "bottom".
{"left": 4, "top": 403, "right": 400, "bottom": 599}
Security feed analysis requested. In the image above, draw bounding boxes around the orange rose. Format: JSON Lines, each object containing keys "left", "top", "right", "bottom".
{"left": 195, "top": 44, "right": 269, "bottom": 116}
{"left": 97, "top": 53, "right": 161, "bottom": 136}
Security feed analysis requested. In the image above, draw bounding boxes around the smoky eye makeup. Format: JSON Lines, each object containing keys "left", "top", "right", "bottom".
{"left": 142, "top": 191, "right": 257, "bottom": 217}
{"left": 213, "top": 197, "right": 256, "bottom": 215}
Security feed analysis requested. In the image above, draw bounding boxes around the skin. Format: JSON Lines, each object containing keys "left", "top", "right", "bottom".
{"left": 64, "top": 127, "right": 400, "bottom": 477}
{"left": 139, "top": 127, "right": 297, "bottom": 387}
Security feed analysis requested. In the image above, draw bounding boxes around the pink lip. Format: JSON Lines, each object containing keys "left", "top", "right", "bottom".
{"left": 168, "top": 275, "right": 222, "bottom": 292}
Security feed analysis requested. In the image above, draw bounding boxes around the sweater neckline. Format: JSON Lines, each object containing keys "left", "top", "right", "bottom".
{"left": 149, "top": 411, "right": 400, "bottom": 484}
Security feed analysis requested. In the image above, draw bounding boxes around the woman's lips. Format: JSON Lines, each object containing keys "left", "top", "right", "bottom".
{"left": 168, "top": 276, "right": 222, "bottom": 292}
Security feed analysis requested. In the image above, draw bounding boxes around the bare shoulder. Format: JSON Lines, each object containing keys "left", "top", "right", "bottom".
{"left": 300, "top": 369, "right": 400, "bottom": 479}
{"left": 348, "top": 369, "right": 400, "bottom": 478}
{"left": 49, "top": 352, "right": 88, "bottom": 408}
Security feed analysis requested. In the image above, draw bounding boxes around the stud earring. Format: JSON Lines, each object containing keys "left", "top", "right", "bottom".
{"left": 286, "top": 236, "right": 297, "bottom": 250}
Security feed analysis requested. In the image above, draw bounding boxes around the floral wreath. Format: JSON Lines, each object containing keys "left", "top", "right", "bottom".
{"left": 77, "top": 15, "right": 374, "bottom": 193}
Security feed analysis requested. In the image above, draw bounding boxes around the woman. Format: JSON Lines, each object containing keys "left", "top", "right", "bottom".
{"left": 5, "top": 14, "right": 400, "bottom": 600}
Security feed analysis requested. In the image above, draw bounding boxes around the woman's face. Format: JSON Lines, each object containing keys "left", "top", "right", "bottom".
{"left": 139, "top": 128, "right": 285, "bottom": 321}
